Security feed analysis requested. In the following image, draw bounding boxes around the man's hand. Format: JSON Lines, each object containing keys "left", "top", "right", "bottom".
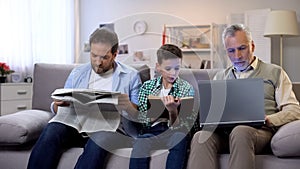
{"left": 265, "top": 115, "right": 273, "bottom": 127}
{"left": 53, "top": 100, "right": 70, "bottom": 113}
{"left": 116, "top": 94, "right": 139, "bottom": 118}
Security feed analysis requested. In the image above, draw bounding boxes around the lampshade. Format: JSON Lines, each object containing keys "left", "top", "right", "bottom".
{"left": 264, "top": 10, "right": 299, "bottom": 37}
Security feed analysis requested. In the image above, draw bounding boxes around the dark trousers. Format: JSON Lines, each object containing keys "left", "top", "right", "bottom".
{"left": 27, "top": 122, "right": 132, "bottom": 169}
{"left": 129, "top": 122, "right": 189, "bottom": 169}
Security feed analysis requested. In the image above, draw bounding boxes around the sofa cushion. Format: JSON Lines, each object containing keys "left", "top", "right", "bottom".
{"left": 271, "top": 120, "right": 300, "bottom": 157}
{"left": 0, "top": 110, "right": 53, "bottom": 146}
{"left": 32, "top": 63, "right": 76, "bottom": 112}
{"left": 129, "top": 64, "right": 150, "bottom": 83}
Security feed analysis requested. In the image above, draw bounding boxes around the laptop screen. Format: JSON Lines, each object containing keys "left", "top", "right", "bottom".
{"left": 198, "top": 78, "right": 265, "bottom": 128}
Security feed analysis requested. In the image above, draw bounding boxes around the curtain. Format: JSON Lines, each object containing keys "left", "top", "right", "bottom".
{"left": 0, "top": 0, "right": 75, "bottom": 77}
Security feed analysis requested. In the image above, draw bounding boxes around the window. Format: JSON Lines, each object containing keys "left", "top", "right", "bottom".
{"left": 0, "top": 0, "right": 75, "bottom": 76}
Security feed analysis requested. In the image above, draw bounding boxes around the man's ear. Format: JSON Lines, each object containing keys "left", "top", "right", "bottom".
{"left": 112, "top": 51, "right": 118, "bottom": 59}
{"left": 251, "top": 40, "right": 255, "bottom": 52}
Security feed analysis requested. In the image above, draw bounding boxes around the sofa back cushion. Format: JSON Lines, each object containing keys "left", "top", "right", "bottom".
{"left": 292, "top": 83, "right": 300, "bottom": 102}
{"left": 179, "top": 68, "right": 220, "bottom": 88}
{"left": 177, "top": 69, "right": 221, "bottom": 122}
{"left": 32, "top": 63, "right": 76, "bottom": 111}
{"left": 129, "top": 64, "right": 150, "bottom": 83}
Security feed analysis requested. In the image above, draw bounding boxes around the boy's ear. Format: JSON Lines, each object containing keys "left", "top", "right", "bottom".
{"left": 155, "top": 63, "right": 161, "bottom": 71}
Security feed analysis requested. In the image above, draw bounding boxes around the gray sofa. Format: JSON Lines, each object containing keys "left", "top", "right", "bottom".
{"left": 0, "top": 63, "right": 300, "bottom": 169}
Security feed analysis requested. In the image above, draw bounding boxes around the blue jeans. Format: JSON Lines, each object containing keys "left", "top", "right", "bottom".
{"left": 27, "top": 122, "right": 132, "bottom": 169}
{"left": 129, "top": 123, "right": 189, "bottom": 169}
{"left": 27, "top": 122, "right": 87, "bottom": 169}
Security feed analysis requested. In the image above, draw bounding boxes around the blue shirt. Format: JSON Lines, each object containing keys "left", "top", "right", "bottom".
{"left": 64, "top": 61, "right": 141, "bottom": 105}
{"left": 51, "top": 61, "right": 142, "bottom": 136}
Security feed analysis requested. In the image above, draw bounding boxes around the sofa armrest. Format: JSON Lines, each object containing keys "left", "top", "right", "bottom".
{"left": 0, "top": 110, "right": 54, "bottom": 146}
{"left": 271, "top": 119, "right": 300, "bottom": 157}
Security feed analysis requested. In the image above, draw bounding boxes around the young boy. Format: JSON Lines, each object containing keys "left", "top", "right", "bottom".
{"left": 129, "top": 44, "right": 196, "bottom": 169}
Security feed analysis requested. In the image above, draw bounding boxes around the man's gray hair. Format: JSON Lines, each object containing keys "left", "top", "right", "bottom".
{"left": 222, "top": 24, "right": 252, "bottom": 46}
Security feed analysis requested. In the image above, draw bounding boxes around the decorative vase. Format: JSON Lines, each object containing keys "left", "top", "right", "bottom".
{"left": 0, "top": 76, "right": 7, "bottom": 83}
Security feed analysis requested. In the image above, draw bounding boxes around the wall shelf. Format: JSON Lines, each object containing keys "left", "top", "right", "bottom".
{"left": 165, "top": 23, "right": 227, "bottom": 69}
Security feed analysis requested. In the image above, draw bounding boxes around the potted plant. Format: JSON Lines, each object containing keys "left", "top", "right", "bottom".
{"left": 0, "top": 62, "right": 14, "bottom": 83}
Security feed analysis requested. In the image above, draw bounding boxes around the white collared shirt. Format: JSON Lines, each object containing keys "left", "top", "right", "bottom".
{"left": 88, "top": 69, "right": 113, "bottom": 91}
{"left": 232, "top": 57, "right": 258, "bottom": 79}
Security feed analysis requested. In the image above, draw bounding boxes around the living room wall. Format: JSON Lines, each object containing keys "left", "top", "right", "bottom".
{"left": 78, "top": 0, "right": 300, "bottom": 82}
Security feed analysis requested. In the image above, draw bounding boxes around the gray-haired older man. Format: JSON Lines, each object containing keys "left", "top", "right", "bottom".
{"left": 187, "top": 24, "right": 300, "bottom": 169}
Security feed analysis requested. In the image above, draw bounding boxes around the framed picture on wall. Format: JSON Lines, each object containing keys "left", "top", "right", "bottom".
{"left": 133, "top": 51, "right": 150, "bottom": 62}
{"left": 118, "top": 44, "right": 129, "bottom": 55}
{"left": 116, "top": 44, "right": 129, "bottom": 62}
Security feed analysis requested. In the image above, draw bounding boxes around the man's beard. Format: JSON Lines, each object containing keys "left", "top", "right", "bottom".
{"left": 95, "top": 66, "right": 112, "bottom": 75}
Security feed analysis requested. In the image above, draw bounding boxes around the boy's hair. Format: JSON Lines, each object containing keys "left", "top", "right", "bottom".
{"left": 89, "top": 27, "right": 119, "bottom": 54}
{"left": 157, "top": 44, "right": 182, "bottom": 64}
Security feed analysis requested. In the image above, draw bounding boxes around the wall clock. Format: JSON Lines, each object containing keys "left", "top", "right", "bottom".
{"left": 133, "top": 20, "right": 147, "bottom": 35}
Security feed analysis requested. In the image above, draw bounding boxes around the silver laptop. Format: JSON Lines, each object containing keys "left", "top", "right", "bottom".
{"left": 198, "top": 78, "right": 266, "bottom": 128}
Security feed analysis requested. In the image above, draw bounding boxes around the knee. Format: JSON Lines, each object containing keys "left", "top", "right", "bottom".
{"left": 230, "top": 126, "right": 255, "bottom": 139}
{"left": 190, "top": 131, "right": 219, "bottom": 154}
{"left": 37, "top": 123, "right": 65, "bottom": 143}
{"left": 133, "top": 133, "right": 155, "bottom": 146}
{"left": 133, "top": 136, "right": 152, "bottom": 150}
{"left": 131, "top": 133, "right": 156, "bottom": 155}
{"left": 230, "top": 125, "right": 255, "bottom": 145}
{"left": 192, "top": 131, "right": 215, "bottom": 145}
{"left": 90, "top": 131, "right": 119, "bottom": 147}
{"left": 171, "top": 132, "right": 186, "bottom": 140}
{"left": 85, "top": 138, "right": 106, "bottom": 153}
{"left": 131, "top": 139, "right": 152, "bottom": 158}
{"left": 169, "top": 132, "right": 187, "bottom": 146}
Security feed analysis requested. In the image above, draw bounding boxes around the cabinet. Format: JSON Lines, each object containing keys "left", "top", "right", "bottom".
{"left": 0, "top": 83, "right": 32, "bottom": 116}
{"left": 165, "top": 23, "right": 228, "bottom": 69}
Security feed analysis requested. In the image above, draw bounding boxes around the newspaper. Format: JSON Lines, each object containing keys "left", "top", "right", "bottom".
{"left": 49, "top": 88, "right": 121, "bottom": 133}
{"left": 51, "top": 88, "right": 120, "bottom": 105}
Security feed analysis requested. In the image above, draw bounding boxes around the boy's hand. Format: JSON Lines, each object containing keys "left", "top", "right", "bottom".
{"left": 161, "top": 95, "right": 181, "bottom": 126}
{"left": 162, "top": 95, "right": 180, "bottom": 113}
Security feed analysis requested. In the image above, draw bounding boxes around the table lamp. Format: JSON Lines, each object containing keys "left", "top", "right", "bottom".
{"left": 264, "top": 10, "right": 299, "bottom": 67}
